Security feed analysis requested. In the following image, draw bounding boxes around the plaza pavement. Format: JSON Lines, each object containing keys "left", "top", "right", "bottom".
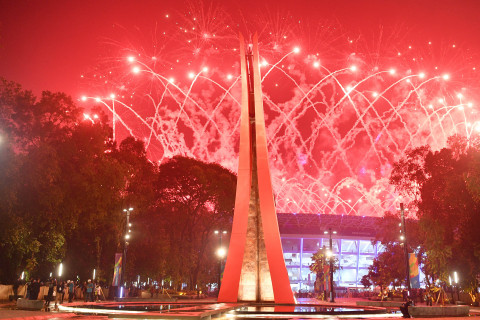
{"left": 0, "top": 297, "right": 479, "bottom": 320}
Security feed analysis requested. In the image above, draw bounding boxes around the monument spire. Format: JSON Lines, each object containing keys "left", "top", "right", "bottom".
{"left": 218, "top": 33, "right": 295, "bottom": 304}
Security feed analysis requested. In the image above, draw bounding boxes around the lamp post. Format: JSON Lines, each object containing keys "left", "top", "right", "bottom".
{"left": 122, "top": 207, "right": 133, "bottom": 294}
{"left": 400, "top": 203, "right": 411, "bottom": 298}
{"left": 214, "top": 230, "right": 227, "bottom": 292}
{"left": 454, "top": 271, "right": 459, "bottom": 302}
{"left": 324, "top": 228, "right": 337, "bottom": 302}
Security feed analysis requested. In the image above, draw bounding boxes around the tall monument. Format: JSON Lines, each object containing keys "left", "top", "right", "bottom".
{"left": 217, "top": 34, "right": 295, "bottom": 304}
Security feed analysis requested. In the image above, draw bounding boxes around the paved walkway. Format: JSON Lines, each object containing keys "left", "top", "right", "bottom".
{"left": 0, "top": 297, "right": 479, "bottom": 320}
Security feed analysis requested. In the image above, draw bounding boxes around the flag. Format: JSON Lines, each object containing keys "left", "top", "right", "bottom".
{"left": 409, "top": 253, "right": 420, "bottom": 289}
{"left": 112, "top": 253, "right": 123, "bottom": 286}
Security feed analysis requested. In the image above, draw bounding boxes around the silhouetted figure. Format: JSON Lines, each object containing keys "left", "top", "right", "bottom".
{"left": 13, "top": 278, "right": 21, "bottom": 299}
{"left": 425, "top": 291, "right": 433, "bottom": 306}
{"left": 25, "top": 281, "right": 31, "bottom": 299}
{"left": 400, "top": 300, "right": 414, "bottom": 318}
{"left": 68, "top": 280, "right": 75, "bottom": 302}
{"left": 44, "top": 280, "right": 56, "bottom": 311}
{"left": 30, "top": 279, "right": 40, "bottom": 300}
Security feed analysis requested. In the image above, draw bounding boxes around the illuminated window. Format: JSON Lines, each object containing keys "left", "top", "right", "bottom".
{"left": 284, "top": 252, "right": 300, "bottom": 266}
{"left": 341, "top": 254, "right": 358, "bottom": 268}
{"left": 302, "top": 253, "right": 313, "bottom": 267}
{"left": 360, "top": 240, "right": 375, "bottom": 253}
{"left": 341, "top": 240, "right": 358, "bottom": 253}
{"left": 359, "top": 255, "right": 374, "bottom": 268}
{"left": 303, "top": 238, "right": 321, "bottom": 251}
{"left": 282, "top": 238, "right": 300, "bottom": 252}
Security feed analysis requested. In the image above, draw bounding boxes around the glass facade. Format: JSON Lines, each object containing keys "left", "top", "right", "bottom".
{"left": 281, "top": 236, "right": 383, "bottom": 292}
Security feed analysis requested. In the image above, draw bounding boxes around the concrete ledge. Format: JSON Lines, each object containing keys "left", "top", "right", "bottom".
{"left": 17, "top": 298, "right": 44, "bottom": 310}
{"left": 408, "top": 305, "right": 470, "bottom": 318}
{"left": 356, "top": 301, "right": 404, "bottom": 308}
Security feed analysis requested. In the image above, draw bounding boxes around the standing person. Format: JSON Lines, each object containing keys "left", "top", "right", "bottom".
{"left": 75, "top": 280, "right": 81, "bottom": 301}
{"left": 25, "top": 280, "right": 31, "bottom": 299}
{"left": 34, "top": 278, "right": 42, "bottom": 301}
{"left": 425, "top": 290, "right": 433, "bottom": 306}
{"left": 86, "top": 280, "right": 94, "bottom": 302}
{"left": 82, "top": 281, "right": 87, "bottom": 302}
{"left": 56, "top": 281, "right": 65, "bottom": 305}
{"left": 13, "top": 277, "right": 21, "bottom": 299}
{"left": 95, "top": 282, "right": 102, "bottom": 301}
{"left": 30, "top": 279, "right": 39, "bottom": 300}
{"left": 67, "top": 280, "right": 75, "bottom": 303}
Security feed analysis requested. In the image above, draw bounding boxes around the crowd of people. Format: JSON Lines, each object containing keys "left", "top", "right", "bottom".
{"left": 15, "top": 278, "right": 105, "bottom": 311}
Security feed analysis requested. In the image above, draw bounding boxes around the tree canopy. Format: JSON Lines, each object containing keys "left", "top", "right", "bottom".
{"left": 0, "top": 78, "right": 237, "bottom": 291}
{"left": 389, "top": 135, "right": 480, "bottom": 293}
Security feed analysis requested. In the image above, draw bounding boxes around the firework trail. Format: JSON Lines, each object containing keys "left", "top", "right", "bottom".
{"left": 80, "top": 7, "right": 480, "bottom": 217}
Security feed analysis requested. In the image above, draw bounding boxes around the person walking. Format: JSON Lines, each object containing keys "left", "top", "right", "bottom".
{"left": 44, "top": 279, "right": 56, "bottom": 311}
{"left": 68, "top": 280, "right": 75, "bottom": 303}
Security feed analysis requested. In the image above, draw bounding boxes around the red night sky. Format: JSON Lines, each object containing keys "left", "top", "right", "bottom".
{"left": 1, "top": 0, "right": 479, "bottom": 96}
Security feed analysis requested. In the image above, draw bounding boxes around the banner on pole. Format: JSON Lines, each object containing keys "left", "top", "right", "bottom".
{"left": 112, "top": 253, "right": 123, "bottom": 286}
{"left": 409, "top": 253, "right": 420, "bottom": 289}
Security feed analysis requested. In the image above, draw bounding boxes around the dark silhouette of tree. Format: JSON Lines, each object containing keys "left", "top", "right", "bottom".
{"left": 0, "top": 79, "right": 237, "bottom": 289}
{"left": 390, "top": 135, "right": 480, "bottom": 297}
{"left": 151, "top": 156, "right": 236, "bottom": 290}
{"left": 361, "top": 244, "right": 406, "bottom": 292}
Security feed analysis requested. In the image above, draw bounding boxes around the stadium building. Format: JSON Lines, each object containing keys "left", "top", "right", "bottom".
{"left": 278, "top": 213, "right": 386, "bottom": 292}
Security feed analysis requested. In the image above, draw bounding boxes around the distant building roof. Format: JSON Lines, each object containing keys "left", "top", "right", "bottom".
{"left": 277, "top": 213, "right": 382, "bottom": 238}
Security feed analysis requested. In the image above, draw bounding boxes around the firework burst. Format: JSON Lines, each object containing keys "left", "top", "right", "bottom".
{"left": 80, "top": 9, "right": 480, "bottom": 217}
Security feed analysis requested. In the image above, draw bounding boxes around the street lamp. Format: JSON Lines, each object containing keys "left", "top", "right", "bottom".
{"left": 217, "top": 247, "right": 226, "bottom": 258}
{"left": 214, "top": 230, "right": 227, "bottom": 292}
{"left": 400, "top": 203, "right": 411, "bottom": 299}
{"left": 324, "top": 228, "right": 337, "bottom": 302}
{"left": 454, "top": 271, "right": 460, "bottom": 302}
{"left": 122, "top": 207, "right": 133, "bottom": 293}
{"left": 58, "top": 263, "right": 63, "bottom": 278}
